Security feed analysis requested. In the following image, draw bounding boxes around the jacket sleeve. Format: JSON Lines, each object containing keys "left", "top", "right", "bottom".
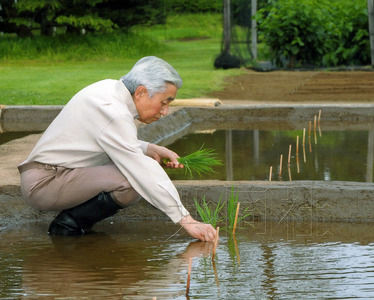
{"left": 138, "top": 140, "right": 149, "bottom": 154}
{"left": 96, "top": 114, "right": 189, "bottom": 223}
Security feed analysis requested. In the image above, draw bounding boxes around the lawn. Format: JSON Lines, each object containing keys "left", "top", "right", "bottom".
{"left": 0, "top": 14, "right": 245, "bottom": 105}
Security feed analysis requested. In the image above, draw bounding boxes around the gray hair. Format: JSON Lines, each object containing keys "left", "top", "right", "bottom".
{"left": 121, "top": 56, "right": 182, "bottom": 97}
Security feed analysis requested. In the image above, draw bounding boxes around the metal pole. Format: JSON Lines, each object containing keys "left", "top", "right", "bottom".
{"left": 251, "top": 0, "right": 257, "bottom": 60}
{"left": 223, "top": 0, "right": 231, "bottom": 53}
{"left": 368, "top": 0, "right": 374, "bottom": 66}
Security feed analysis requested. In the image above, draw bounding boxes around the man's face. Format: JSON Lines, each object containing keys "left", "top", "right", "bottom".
{"left": 134, "top": 83, "right": 177, "bottom": 124}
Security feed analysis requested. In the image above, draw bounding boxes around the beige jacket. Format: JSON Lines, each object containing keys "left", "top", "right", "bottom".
{"left": 21, "top": 79, "right": 189, "bottom": 223}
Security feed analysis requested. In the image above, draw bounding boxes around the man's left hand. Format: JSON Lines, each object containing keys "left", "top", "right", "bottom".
{"left": 146, "top": 143, "right": 183, "bottom": 169}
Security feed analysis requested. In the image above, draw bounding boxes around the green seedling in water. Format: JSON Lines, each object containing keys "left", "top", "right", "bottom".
{"left": 227, "top": 187, "right": 251, "bottom": 231}
{"left": 194, "top": 187, "right": 251, "bottom": 230}
{"left": 194, "top": 196, "right": 224, "bottom": 228}
{"left": 164, "top": 147, "right": 222, "bottom": 178}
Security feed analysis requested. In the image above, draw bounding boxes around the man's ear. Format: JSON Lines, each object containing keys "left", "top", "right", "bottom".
{"left": 134, "top": 85, "right": 147, "bottom": 101}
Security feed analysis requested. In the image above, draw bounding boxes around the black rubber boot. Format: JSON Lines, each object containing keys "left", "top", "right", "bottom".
{"left": 48, "top": 192, "right": 122, "bottom": 236}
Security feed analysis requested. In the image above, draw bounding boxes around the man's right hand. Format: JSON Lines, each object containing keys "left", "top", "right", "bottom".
{"left": 179, "top": 215, "right": 217, "bottom": 242}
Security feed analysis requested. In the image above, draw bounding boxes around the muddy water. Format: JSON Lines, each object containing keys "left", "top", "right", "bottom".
{"left": 1, "top": 221, "right": 374, "bottom": 299}
{"left": 166, "top": 129, "right": 374, "bottom": 182}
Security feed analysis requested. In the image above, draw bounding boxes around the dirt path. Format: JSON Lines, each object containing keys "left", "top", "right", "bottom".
{"left": 210, "top": 70, "right": 374, "bottom": 103}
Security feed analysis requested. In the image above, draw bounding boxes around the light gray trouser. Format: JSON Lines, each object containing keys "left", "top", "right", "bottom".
{"left": 19, "top": 162, "right": 141, "bottom": 211}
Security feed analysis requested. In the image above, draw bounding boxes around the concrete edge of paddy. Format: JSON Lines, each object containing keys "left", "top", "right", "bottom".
{"left": 1, "top": 102, "right": 374, "bottom": 228}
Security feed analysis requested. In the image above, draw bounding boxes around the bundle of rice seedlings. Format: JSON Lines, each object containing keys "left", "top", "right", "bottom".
{"left": 177, "top": 147, "right": 222, "bottom": 177}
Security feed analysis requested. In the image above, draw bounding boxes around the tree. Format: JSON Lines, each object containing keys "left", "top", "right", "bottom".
{"left": 96, "top": 0, "right": 166, "bottom": 29}
{"left": 0, "top": 0, "right": 170, "bottom": 37}
{"left": 1, "top": 0, "right": 117, "bottom": 37}
{"left": 369, "top": 0, "right": 374, "bottom": 66}
{"left": 0, "top": 0, "right": 35, "bottom": 37}
{"left": 56, "top": 0, "right": 115, "bottom": 34}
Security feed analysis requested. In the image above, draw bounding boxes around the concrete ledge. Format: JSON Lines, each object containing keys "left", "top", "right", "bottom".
{"left": 1, "top": 181, "right": 374, "bottom": 229}
{"left": 176, "top": 180, "right": 374, "bottom": 223}
{"left": 2, "top": 104, "right": 374, "bottom": 227}
{"left": 2, "top": 103, "right": 374, "bottom": 133}
{"left": 0, "top": 105, "right": 63, "bottom": 133}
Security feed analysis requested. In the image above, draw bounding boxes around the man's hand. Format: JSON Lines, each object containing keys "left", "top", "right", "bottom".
{"left": 179, "top": 215, "right": 217, "bottom": 242}
{"left": 146, "top": 143, "right": 183, "bottom": 169}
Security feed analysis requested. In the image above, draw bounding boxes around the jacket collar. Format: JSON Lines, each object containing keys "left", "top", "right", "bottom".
{"left": 116, "top": 80, "right": 138, "bottom": 119}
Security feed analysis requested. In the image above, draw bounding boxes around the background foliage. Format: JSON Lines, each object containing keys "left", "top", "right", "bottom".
{"left": 256, "top": 0, "right": 370, "bottom": 67}
{"left": 1, "top": 0, "right": 370, "bottom": 68}
{"left": 0, "top": 0, "right": 222, "bottom": 36}
{"left": 0, "top": 13, "right": 244, "bottom": 105}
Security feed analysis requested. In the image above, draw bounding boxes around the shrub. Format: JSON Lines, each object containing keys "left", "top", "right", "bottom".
{"left": 322, "top": 0, "right": 370, "bottom": 66}
{"left": 256, "top": 0, "right": 329, "bottom": 67}
{"left": 256, "top": 0, "right": 370, "bottom": 67}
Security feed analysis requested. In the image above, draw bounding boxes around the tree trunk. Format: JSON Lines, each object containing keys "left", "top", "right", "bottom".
{"left": 66, "top": 25, "right": 81, "bottom": 35}
{"left": 368, "top": 0, "right": 374, "bottom": 67}
{"left": 223, "top": 0, "right": 231, "bottom": 53}
{"left": 251, "top": 0, "right": 257, "bottom": 60}
{"left": 16, "top": 25, "right": 33, "bottom": 37}
{"left": 40, "top": 24, "right": 54, "bottom": 36}
{"left": 38, "top": 7, "right": 54, "bottom": 36}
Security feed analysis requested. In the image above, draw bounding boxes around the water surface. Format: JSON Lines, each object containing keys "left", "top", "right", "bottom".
{"left": 166, "top": 129, "right": 374, "bottom": 182}
{"left": 1, "top": 221, "right": 374, "bottom": 299}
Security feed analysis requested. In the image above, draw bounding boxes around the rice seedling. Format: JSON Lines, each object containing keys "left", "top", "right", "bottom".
{"left": 194, "top": 196, "right": 224, "bottom": 228}
{"left": 177, "top": 147, "right": 222, "bottom": 178}
{"left": 193, "top": 187, "right": 251, "bottom": 231}
{"left": 227, "top": 187, "right": 251, "bottom": 231}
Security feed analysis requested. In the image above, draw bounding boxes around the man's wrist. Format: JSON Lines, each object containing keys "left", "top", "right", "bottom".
{"left": 179, "top": 214, "right": 193, "bottom": 226}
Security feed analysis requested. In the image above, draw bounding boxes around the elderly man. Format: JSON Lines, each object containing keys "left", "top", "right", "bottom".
{"left": 18, "top": 56, "right": 216, "bottom": 242}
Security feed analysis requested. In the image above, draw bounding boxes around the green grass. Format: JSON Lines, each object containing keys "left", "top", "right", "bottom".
{"left": 0, "top": 32, "right": 164, "bottom": 61}
{"left": 0, "top": 13, "right": 245, "bottom": 105}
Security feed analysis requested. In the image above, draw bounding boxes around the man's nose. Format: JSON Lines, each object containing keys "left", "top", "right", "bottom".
{"left": 160, "top": 105, "right": 169, "bottom": 116}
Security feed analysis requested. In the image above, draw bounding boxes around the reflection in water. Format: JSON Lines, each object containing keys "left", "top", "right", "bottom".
{"left": 253, "top": 129, "right": 260, "bottom": 164}
{"left": 367, "top": 129, "right": 374, "bottom": 182}
{"left": 227, "top": 235, "right": 239, "bottom": 268}
{"left": 166, "top": 129, "right": 374, "bottom": 182}
{"left": 0, "top": 225, "right": 213, "bottom": 299}
{"left": 261, "top": 244, "right": 277, "bottom": 299}
{"left": 1, "top": 221, "right": 374, "bottom": 299}
{"left": 225, "top": 130, "right": 233, "bottom": 181}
